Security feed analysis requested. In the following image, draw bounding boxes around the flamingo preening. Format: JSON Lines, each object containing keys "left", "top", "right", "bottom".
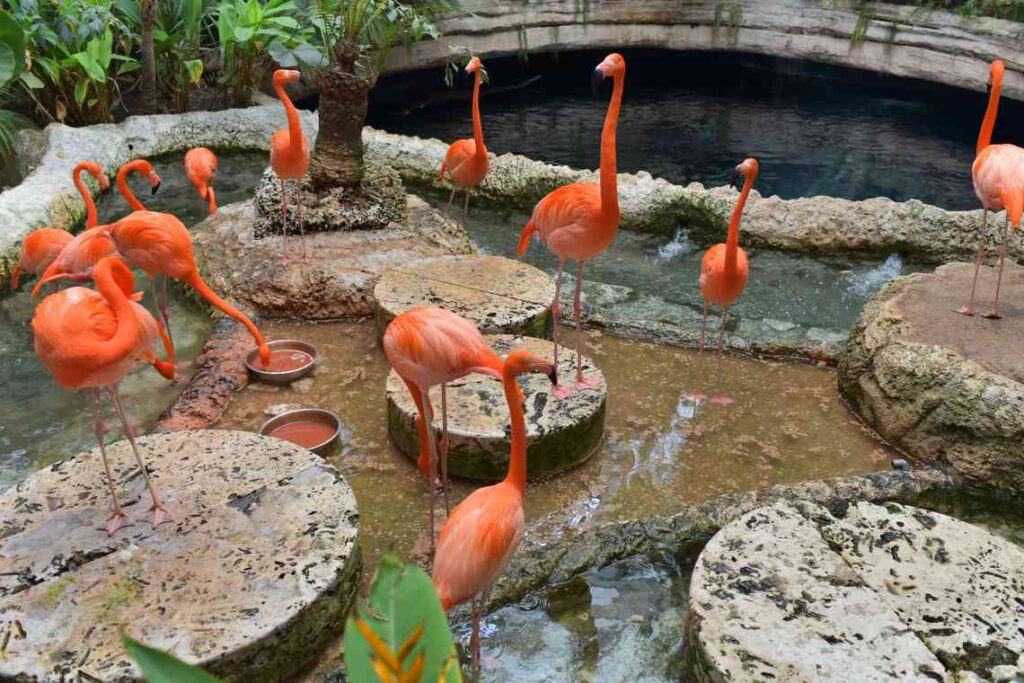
{"left": 432, "top": 349, "right": 556, "bottom": 672}
{"left": 32, "top": 256, "right": 175, "bottom": 534}
{"left": 699, "top": 157, "right": 758, "bottom": 353}
{"left": 439, "top": 56, "right": 489, "bottom": 224}
{"left": 382, "top": 306, "right": 504, "bottom": 550}
{"left": 961, "top": 58, "right": 1024, "bottom": 319}
{"left": 517, "top": 53, "right": 625, "bottom": 398}
{"left": 184, "top": 147, "right": 219, "bottom": 215}
{"left": 270, "top": 69, "right": 311, "bottom": 266}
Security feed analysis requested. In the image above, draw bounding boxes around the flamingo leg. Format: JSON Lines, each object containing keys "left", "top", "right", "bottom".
{"left": 717, "top": 306, "right": 731, "bottom": 356}
{"left": 91, "top": 389, "right": 132, "bottom": 535}
{"left": 160, "top": 274, "right": 173, "bottom": 347}
{"left": 551, "top": 259, "right": 571, "bottom": 399}
{"left": 419, "top": 387, "right": 440, "bottom": 551}
{"left": 470, "top": 595, "right": 481, "bottom": 674}
{"left": 297, "top": 182, "right": 309, "bottom": 264}
{"left": 983, "top": 213, "right": 1010, "bottom": 319}
{"left": 573, "top": 261, "right": 599, "bottom": 391}
{"left": 462, "top": 190, "right": 471, "bottom": 226}
{"left": 447, "top": 186, "right": 456, "bottom": 212}
{"left": 960, "top": 209, "right": 988, "bottom": 316}
{"left": 279, "top": 178, "right": 290, "bottom": 267}
{"left": 107, "top": 386, "right": 172, "bottom": 528}
{"left": 440, "top": 383, "right": 450, "bottom": 515}
{"left": 699, "top": 300, "right": 709, "bottom": 353}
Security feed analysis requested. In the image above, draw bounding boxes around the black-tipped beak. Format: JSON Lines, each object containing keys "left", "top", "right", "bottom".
{"left": 730, "top": 169, "right": 742, "bottom": 190}
{"left": 547, "top": 367, "right": 558, "bottom": 386}
{"left": 299, "top": 72, "right": 308, "bottom": 86}
{"left": 150, "top": 181, "right": 161, "bottom": 196}
{"left": 592, "top": 67, "right": 605, "bottom": 97}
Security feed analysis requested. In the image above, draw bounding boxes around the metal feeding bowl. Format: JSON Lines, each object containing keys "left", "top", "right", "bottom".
{"left": 259, "top": 408, "right": 341, "bottom": 456}
{"left": 245, "top": 339, "right": 318, "bottom": 384}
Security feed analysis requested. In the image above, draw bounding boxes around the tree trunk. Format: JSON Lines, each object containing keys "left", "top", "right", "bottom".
{"left": 309, "top": 62, "right": 373, "bottom": 191}
{"left": 140, "top": 0, "right": 158, "bottom": 114}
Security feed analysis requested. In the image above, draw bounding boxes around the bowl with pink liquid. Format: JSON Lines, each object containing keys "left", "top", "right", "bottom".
{"left": 246, "top": 339, "right": 318, "bottom": 384}
{"left": 259, "top": 408, "right": 341, "bottom": 456}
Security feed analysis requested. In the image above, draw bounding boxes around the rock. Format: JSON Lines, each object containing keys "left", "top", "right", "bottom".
{"left": 191, "top": 197, "right": 472, "bottom": 320}
{"left": 0, "top": 430, "right": 361, "bottom": 683}
{"left": 385, "top": 335, "right": 605, "bottom": 480}
{"left": 839, "top": 262, "right": 1024, "bottom": 494}
{"left": 373, "top": 255, "right": 554, "bottom": 339}
{"left": 687, "top": 500, "right": 1024, "bottom": 683}
{"left": 251, "top": 155, "right": 407, "bottom": 238}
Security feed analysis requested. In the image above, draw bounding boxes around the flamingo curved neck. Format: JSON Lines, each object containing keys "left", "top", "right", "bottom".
{"left": 74, "top": 165, "right": 101, "bottom": 229}
{"left": 725, "top": 173, "right": 755, "bottom": 275}
{"left": 599, "top": 71, "right": 624, "bottom": 223}
{"left": 978, "top": 75, "right": 1002, "bottom": 156}
{"left": 117, "top": 163, "right": 146, "bottom": 212}
{"left": 274, "top": 79, "right": 304, "bottom": 154}
{"left": 93, "top": 265, "right": 141, "bottom": 369}
{"left": 471, "top": 70, "right": 486, "bottom": 158}
{"left": 501, "top": 369, "right": 528, "bottom": 495}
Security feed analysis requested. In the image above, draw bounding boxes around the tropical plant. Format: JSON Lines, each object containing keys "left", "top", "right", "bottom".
{"left": 123, "top": 634, "right": 220, "bottom": 682}
{"left": 0, "top": 9, "right": 33, "bottom": 159}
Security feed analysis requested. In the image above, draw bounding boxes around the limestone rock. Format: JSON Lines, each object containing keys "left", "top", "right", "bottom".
{"left": 839, "top": 262, "right": 1024, "bottom": 493}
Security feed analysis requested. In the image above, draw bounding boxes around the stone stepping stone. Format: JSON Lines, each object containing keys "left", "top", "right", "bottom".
{"left": 688, "top": 500, "right": 1024, "bottom": 682}
{"left": 0, "top": 430, "right": 361, "bottom": 683}
{"left": 373, "top": 255, "right": 554, "bottom": 339}
{"left": 386, "top": 335, "right": 605, "bottom": 480}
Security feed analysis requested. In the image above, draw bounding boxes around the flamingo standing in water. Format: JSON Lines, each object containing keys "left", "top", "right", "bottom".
{"left": 439, "top": 56, "right": 489, "bottom": 224}
{"left": 270, "top": 69, "right": 310, "bottom": 266}
{"left": 517, "top": 53, "right": 625, "bottom": 398}
{"left": 116, "top": 159, "right": 162, "bottom": 211}
{"left": 961, "top": 59, "right": 1024, "bottom": 318}
{"left": 184, "top": 147, "right": 218, "bottom": 215}
{"left": 433, "top": 349, "right": 557, "bottom": 671}
{"left": 32, "top": 256, "right": 175, "bottom": 534}
{"left": 382, "top": 306, "right": 504, "bottom": 549}
{"left": 699, "top": 157, "right": 758, "bottom": 353}
{"left": 11, "top": 161, "right": 109, "bottom": 290}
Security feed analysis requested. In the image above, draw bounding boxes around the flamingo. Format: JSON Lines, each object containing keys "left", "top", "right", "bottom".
{"left": 106, "top": 210, "right": 272, "bottom": 366}
{"left": 517, "top": 54, "right": 624, "bottom": 398}
{"left": 382, "top": 306, "right": 504, "bottom": 549}
{"left": 184, "top": 147, "right": 218, "bottom": 215}
{"left": 116, "top": 159, "right": 162, "bottom": 211}
{"left": 699, "top": 157, "right": 759, "bottom": 353}
{"left": 11, "top": 161, "right": 109, "bottom": 290}
{"left": 960, "top": 59, "right": 1024, "bottom": 318}
{"left": 32, "top": 256, "right": 175, "bottom": 534}
{"left": 439, "top": 56, "right": 489, "bottom": 224}
{"left": 270, "top": 69, "right": 310, "bottom": 266}
{"left": 433, "top": 349, "right": 557, "bottom": 671}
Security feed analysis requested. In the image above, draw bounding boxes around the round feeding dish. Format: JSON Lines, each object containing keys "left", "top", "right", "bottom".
{"left": 260, "top": 408, "right": 342, "bottom": 456}
{"left": 246, "top": 339, "right": 318, "bottom": 384}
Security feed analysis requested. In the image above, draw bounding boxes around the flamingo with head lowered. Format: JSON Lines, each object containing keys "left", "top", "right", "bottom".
{"left": 116, "top": 159, "right": 162, "bottom": 212}
{"left": 517, "top": 53, "right": 625, "bottom": 398}
{"left": 185, "top": 147, "right": 218, "bottom": 215}
{"left": 270, "top": 69, "right": 310, "bottom": 266}
{"left": 439, "top": 56, "right": 489, "bottom": 224}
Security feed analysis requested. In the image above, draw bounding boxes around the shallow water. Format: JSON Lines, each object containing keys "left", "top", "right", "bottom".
{"left": 369, "top": 50, "right": 1023, "bottom": 209}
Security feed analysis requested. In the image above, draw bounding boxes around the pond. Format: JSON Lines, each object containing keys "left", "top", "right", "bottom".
{"left": 368, "top": 49, "right": 1024, "bottom": 209}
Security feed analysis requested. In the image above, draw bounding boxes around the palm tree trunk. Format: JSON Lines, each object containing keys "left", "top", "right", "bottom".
{"left": 309, "top": 62, "right": 373, "bottom": 191}
{"left": 140, "top": 0, "right": 158, "bottom": 113}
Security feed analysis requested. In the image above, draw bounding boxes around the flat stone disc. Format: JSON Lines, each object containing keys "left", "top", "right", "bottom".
{"left": 688, "top": 500, "right": 1024, "bottom": 682}
{"left": 373, "top": 255, "right": 554, "bottom": 339}
{"left": 386, "top": 335, "right": 605, "bottom": 480}
{"left": 0, "top": 430, "right": 361, "bottom": 683}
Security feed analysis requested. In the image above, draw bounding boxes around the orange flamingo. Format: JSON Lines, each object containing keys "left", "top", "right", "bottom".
{"left": 382, "top": 306, "right": 504, "bottom": 548}
{"left": 699, "top": 157, "right": 758, "bottom": 353}
{"left": 270, "top": 69, "right": 310, "bottom": 266}
{"left": 11, "top": 161, "right": 109, "bottom": 290}
{"left": 961, "top": 59, "right": 1024, "bottom": 318}
{"left": 433, "top": 349, "right": 556, "bottom": 671}
{"left": 107, "top": 210, "right": 271, "bottom": 366}
{"left": 32, "top": 256, "right": 175, "bottom": 534}
{"left": 116, "top": 159, "right": 162, "bottom": 211}
{"left": 439, "top": 56, "right": 489, "bottom": 224}
{"left": 31, "top": 229, "right": 119, "bottom": 294}
{"left": 517, "top": 53, "right": 625, "bottom": 398}
{"left": 184, "top": 147, "right": 218, "bottom": 215}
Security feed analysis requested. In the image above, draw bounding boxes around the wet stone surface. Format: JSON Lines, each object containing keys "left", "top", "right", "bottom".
{"left": 0, "top": 430, "right": 361, "bottom": 683}
{"left": 386, "top": 335, "right": 606, "bottom": 480}
{"left": 687, "top": 500, "right": 1024, "bottom": 682}
{"left": 373, "top": 255, "right": 554, "bottom": 340}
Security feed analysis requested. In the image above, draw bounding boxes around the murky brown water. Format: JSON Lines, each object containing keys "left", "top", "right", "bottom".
{"left": 217, "top": 320, "right": 891, "bottom": 575}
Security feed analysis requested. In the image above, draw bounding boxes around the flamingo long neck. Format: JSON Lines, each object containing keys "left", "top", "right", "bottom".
{"left": 93, "top": 266, "right": 141, "bottom": 369}
{"left": 725, "top": 173, "right": 755, "bottom": 276}
{"left": 274, "top": 78, "right": 304, "bottom": 155}
{"left": 978, "top": 73, "right": 1003, "bottom": 156}
{"left": 117, "top": 162, "right": 146, "bottom": 212}
{"left": 501, "top": 369, "right": 528, "bottom": 495}
{"left": 74, "top": 164, "right": 101, "bottom": 229}
{"left": 471, "top": 70, "right": 486, "bottom": 158}
{"left": 599, "top": 70, "right": 624, "bottom": 223}
{"left": 182, "top": 270, "right": 270, "bottom": 365}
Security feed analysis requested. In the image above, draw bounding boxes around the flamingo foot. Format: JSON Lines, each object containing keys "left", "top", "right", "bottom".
{"left": 574, "top": 376, "right": 600, "bottom": 392}
{"left": 552, "top": 383, "right": 574, "bottom": 399}
{"left": 685, "top": 391, "right": 706, "bottom": 402}
{"left": 956, "top": 306, "right": 975, "bottom": 316}
{"left": 148, "top": 502, "right": 174, "bottom": 528}
{"left": 278, "top": 254, "right": 291, "bottom": 267}
{"left": 106, "top": 511, "right": 133, "bottom": 536}
{"left": 709, "top": 395, "right": 736, "bottom": 407}
{"left": 982, "top": 310, "right": 1003, "bottom": 320}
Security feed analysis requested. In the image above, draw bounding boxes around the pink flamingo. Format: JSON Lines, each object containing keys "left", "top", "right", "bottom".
{"left": 517, "top": 53, "right": 625, "bottom": 398}
{"left": 116, "top": 159, "right": 162, "bottom": 211}
{"left": 184, "top": 147, "right": 218, "bottom": 215}
{"left": 270, "top": 69, "right": 310, "bottom": 266}
{"left": 439, "top": 56, "right": 489, "bottom": 224}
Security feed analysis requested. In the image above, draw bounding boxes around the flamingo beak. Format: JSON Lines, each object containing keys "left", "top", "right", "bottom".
{"left": 298, "top": 71, "right": 308, "bottom": 86}
{"left": 547, "top": 365, "right": 558, "bottom": 386}
{"left": 592, "top": 66, "right": 606, "bottom": 96}
{"left": 731, "top": 168, "right": 743, "bottom": 190}
{"left": 151, "top": 181, "right": 161, "bottom": 196}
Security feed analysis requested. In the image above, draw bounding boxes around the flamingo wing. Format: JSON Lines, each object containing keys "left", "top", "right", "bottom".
{"left": 973, "top": 144, "right": 1024, "bottom": 210}
{"left": 109, "top": 211, "right": 194, "bottom": 277}
{"left": 443, "top": 139, "right": 477, "bottom": 177}
{"left": 383, "top": 307, "right": 501, "bottom": 387}
{"left": 529, "top": 182, "right": 606, "bottom": 260}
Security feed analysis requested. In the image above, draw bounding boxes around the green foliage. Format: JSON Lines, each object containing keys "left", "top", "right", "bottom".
{"left": 123, "top": 634, "right": 221, "bottom": 683}
{"left": 310, "top": 0, "right": 443, "bottom": 72}
{"left": 0, "top": 11, "right": 27, "bottom": 88}
{"left": 344, "top": 554, "right": 463, "bottom": 683}
{"left": 851, "top": 9, "right": 873, "bottom": 47}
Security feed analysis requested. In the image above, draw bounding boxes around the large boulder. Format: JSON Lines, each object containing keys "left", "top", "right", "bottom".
{"left": 839, "top": 262, "right": 1024, "bottom": 493}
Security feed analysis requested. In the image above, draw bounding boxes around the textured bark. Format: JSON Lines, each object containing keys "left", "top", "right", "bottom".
{"left": 140, "top": 0, "right": 159, "bottom": 114}
{"left": 309, "top": 61, "right": 374, "bottom": 191}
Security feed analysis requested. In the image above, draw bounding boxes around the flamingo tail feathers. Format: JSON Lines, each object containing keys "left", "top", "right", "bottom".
{"left": 517, "top": 220, "right": 537, "bottom": 258}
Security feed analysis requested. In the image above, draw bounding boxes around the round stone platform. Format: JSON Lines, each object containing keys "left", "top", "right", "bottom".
{"left": 0, "top": 430, "right": 361, "bottom": 683}
{"left": 386, "top": 335, "right": 605, "bottom": 481}
{"left": 839, "top": 261, "right": 1024, "bottom": 494}
{"left": 688, "top": 500, "right": 1024, "bottom": 682}
{"left": 373, "top": 255, "right": 554, "bottom": 340}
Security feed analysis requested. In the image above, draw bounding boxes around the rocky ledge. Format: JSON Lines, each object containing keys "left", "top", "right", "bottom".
{"left": 839, "top": 262, "right": 1024, "bottom": 494}
{"left": 688, "top": 500, "right": 1024, "bottom": 682}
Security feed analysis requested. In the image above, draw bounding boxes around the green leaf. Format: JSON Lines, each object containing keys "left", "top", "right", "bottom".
{"left": 233, "top": 25, "right": 255, "bottom": 42}
{"left": 71, "top": 52, "right": 105, "bottom": 82}
{"left": 122, "top": 635, "right": 221, "bottom": 683}
{"left": 184, "top": 58, "right": 203, "bottom": 84}
{"left": 0, "top": 10, "right": 26, "bottom": 88}
{"left": 266, "top": 41, "right": 297, "bottom": 67}
{"left": 268, "top": 16, "right": 299, "bottom": 29}
{"left": 344, "top": 554, "right": 463, "bottom": 683}
{"left": 20, "top": 71, "right": 44, "bottom": 89}
{"left": 292, "top": 43, "right": 326, "bottom": 68}
{"left": 74, "top": 78, "right": 88, "bottom": 105}
{"left": 0, "top": 44, "right": 15, "bottom": 87}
